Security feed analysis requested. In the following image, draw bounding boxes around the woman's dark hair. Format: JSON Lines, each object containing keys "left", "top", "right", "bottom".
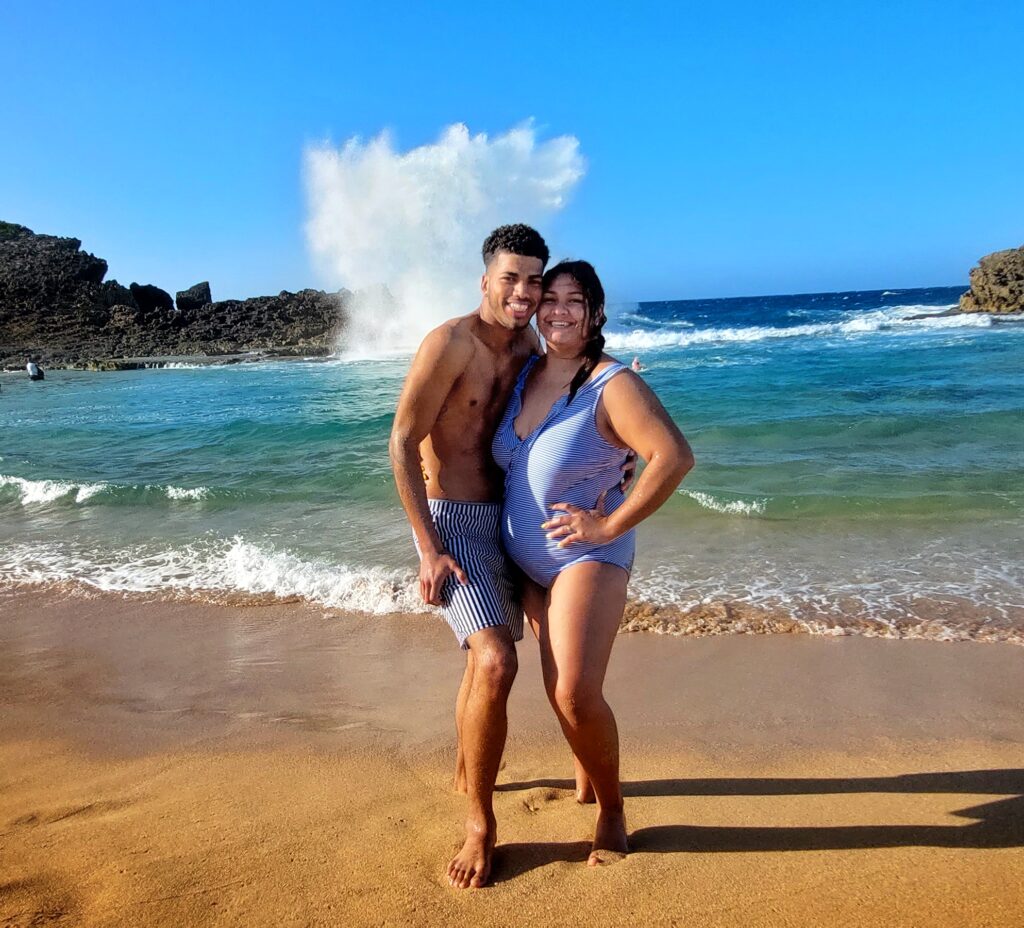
{"left": 542, "top": 260, "right": 606, "bottom": 403}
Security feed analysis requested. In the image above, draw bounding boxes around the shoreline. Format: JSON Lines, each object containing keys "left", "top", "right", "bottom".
{"left": 2, "top": 588, "right": 1022, "bottom": 925}
{"left": 4, "top": 577, "right": 1023, "bottom": 647}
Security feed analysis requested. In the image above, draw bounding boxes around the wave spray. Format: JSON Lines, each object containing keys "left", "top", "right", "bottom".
{"left": 303, "top": 122, "right": 585, "bottom": 356}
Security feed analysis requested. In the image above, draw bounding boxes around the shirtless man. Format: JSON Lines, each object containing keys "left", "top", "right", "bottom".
{"left": 389, "top": 224, "right": 548, "bottom": 889}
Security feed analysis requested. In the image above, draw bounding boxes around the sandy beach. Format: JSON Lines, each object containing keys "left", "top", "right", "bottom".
{"left": 1, "top": 585, "right": 1022, "bottom": 927}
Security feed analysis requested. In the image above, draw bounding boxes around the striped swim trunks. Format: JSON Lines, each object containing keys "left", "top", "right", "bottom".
{"left": 418, "top": 499, "right": 523, "bottom": 649}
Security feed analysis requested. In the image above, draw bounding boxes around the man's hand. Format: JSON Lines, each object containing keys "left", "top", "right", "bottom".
{"left": 419, "top": 549, "right": 469, "bottom": 605}
{"left": 542, "top": 499, "right": 614, "bottom": 549}
{"left": 619, "top": 451, "right": 638, "bottom": 493}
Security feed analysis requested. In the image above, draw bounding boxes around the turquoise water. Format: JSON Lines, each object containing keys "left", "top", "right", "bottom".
{"left": 2, "top": 288, "right": 1022, "bottom": 641}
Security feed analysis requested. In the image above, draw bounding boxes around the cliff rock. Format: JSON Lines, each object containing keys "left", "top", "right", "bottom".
{"left": 0, "top": 222, "right": 349, "bottom": 367}
{"left": 176, "top": 281, "right": 212, "bottom": 312}
{"left": 130, "top": 282, "right": 175, "bottom": 318}
{"left": 959, "top": 245, "right": 1024, "bottom": 314}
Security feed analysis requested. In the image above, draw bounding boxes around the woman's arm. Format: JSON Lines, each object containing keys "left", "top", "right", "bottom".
{"left": 543, "top": 370, "right": 694, "bottom": 547}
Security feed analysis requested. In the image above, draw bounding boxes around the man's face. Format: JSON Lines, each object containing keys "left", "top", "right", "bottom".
{"left": 481, "top": 251, "right": 544, "bottom": 329}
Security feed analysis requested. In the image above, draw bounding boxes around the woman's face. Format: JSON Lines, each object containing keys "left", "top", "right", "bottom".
{"left": 538, "top": 274, "right": 588, "bottom": 356}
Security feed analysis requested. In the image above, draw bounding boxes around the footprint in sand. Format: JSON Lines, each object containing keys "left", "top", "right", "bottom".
{"left": 9, "top": 799, "right": 131, "bottom": 828}
{"left": 520, "top": 788, "right": 564, "bottom": 814}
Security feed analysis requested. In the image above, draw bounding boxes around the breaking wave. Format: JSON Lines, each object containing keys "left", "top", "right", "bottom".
{"left": 603, "top": 305, "right": 995, "bottom": 351}
{"left": 0, "top": 475, "right": 215, "bottom": 507}
{"left": 0, "top": 537, "right": 426, "bottom": 615}
{"left": 680, "top": 490, "right": 767, "bottom": 516}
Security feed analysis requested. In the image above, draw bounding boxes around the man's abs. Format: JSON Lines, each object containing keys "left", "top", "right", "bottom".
{"left": 419, "top": 429, "right": 504, "bottom": 502}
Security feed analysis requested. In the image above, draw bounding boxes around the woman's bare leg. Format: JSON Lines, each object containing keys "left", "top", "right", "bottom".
{"left": 522, "top": 578, "right": 596, "bottom": 803}
{"left": 544, "top": 562, "right": 629, "bottom": 864}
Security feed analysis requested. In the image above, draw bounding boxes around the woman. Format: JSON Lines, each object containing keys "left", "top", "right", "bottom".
{"left": 492, "top": 260, "right": 694, "bottom": 865}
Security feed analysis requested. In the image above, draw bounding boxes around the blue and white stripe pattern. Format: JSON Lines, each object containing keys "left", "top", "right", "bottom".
{"left": 419, "top": 499, "right": 523, "bottom": 649}
{"left": 492, "top": 356, "right": 636, "bottom": 589}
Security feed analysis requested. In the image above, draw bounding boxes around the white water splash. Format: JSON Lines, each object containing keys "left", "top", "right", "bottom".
{"left": 0, "top": 475, "right": 212, "bottom": 506}
{"left": 303, "top": 121, "right": 585, "bottom": 356}
{"left": 681, "top": 490, "right": 768, "bottom": 516}
{"left": 0, "top": 474, "right": 106, "bottom": 505}
{"left": 165, "top": 486, "right": 211, "bottom": 501}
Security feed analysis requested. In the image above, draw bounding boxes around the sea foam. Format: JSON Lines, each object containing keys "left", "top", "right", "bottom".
{"left": 680, "top": 490, "right": 768, "bottom": 516}
{"left": 0, "top": 474, "right": 106, "bottom": 505}
{"left": 603, "top": 304, "right": 990, "bottom": 351}
{"left": 0, "top": 475, "right": 214, "bottom": 506}
{"left": 0, "top": 537, "right": 427, "bottom": 615}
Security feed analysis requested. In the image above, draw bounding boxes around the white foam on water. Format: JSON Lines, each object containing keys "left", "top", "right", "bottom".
{"left": 0, "top": 474, "right": 107, "bottom": 505}
{"left": 0, "top": 538, "right": 428, "bottom": 615}
{"left": 0, "top": 474, "right": 214, "bottom": 506}
{"left": 303, "top": 121, "right": 585, "bottom": 356}
{"left": 165, "top": 486, "right": 211, "bottom": 501}
{"left": 2, "top": 535, "right": 1021, "bottom": 642}
{"left": 681, "top": 490, "right": 768, "bottom": 516}
{"left": 627, "top": 539, "right": 1024, "bottom": 645}
{"left": 603, "top": 304, "right": 994, "bottom": 351}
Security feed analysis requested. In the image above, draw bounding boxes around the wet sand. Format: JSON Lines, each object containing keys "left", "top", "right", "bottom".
{"left": 1, "top": 586, "right": 1023, "bottom": 927}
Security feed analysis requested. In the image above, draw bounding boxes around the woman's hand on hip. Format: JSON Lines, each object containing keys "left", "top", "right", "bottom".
{"left": 542, "top": 495, "right": 613, "bottom": 548}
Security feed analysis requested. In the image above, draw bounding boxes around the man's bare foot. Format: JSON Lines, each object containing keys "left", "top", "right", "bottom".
{"left": 587, "top": 808, "right": 628, "bottom": 867}
{"left": 447, "top": 816, "right": 496, "bottom": 889}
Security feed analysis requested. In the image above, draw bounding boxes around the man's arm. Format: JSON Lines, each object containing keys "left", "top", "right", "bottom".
{"left": 389, "top": 324, "right": 472, "bottom": 605}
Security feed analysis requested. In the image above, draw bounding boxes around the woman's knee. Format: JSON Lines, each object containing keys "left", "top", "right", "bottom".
{"left": 553, "top": 679, "right": 604, "bottom": 727}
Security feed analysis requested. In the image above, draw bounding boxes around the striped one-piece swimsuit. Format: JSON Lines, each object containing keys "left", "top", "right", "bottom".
{"left": 492, "top": 355, "right": 636, "bottom": 589}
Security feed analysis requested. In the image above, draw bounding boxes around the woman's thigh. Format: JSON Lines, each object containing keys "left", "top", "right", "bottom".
{"left": 545, "top": 562, "right": 628, "bottom": 691}
{"left": 521, "top": 576, "right": 549, "bottom": 643}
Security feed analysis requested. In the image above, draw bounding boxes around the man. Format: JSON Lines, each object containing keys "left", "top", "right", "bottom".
{"left": 26, "top": 357, "right": 44, "bottom": 381}
{"left": 389, "top": 223, "right": 547, "bottom": 889}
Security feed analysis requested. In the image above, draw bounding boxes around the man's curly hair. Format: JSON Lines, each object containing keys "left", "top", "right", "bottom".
{"left": 481, "top": 224, "right": 549, "bottom": 268}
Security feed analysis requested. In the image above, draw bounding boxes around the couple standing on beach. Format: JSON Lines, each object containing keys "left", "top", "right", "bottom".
{"left": 390, "top": 224, "right": 694, "bottom": 889}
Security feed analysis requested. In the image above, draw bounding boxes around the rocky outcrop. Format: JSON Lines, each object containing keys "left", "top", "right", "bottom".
{"left": 130, "top": 282, "right": 175, "bottom": 318}
{"left": 176, "top": 281, "right": 211, "bottom": 312}
{"left": 0, "top": 222, "right": 349, "bottom": 368}
{"left": 959, "top": 245, "right": 1024, "bottom": 314}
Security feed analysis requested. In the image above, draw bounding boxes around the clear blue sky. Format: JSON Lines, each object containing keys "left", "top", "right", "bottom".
{"left": 3, "top": 0, "right": 1022, "bottom": 301}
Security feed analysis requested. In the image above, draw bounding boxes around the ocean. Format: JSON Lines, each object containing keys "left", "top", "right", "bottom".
{"left": 2, "top": 286, "right": 1022, "bottom": 643}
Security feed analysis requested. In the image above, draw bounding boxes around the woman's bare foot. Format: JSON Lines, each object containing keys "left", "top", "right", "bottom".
{"left": 447, "top": 816, "right": 496, "bottom": 889}
{"left": 587, "top": 808, "right": 628, "bottom": 866}
{"left": 575, "top": 777, "right": 596, "bottom": 804}
{"left": 574, "top": 758, "right": 596, "bottom": 804}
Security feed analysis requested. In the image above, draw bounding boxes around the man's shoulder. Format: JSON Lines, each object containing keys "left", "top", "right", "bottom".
{"left": 418, "top": 314, "right": 478, "bottom": 362}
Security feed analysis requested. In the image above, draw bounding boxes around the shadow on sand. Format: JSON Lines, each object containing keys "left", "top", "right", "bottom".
{"left": 491, "top": 769, "right": 1024, "bottom": 881}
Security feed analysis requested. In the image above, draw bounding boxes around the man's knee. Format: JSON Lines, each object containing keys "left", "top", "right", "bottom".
{"left": 470, "top": 639, "right": 518, "bottom": 695}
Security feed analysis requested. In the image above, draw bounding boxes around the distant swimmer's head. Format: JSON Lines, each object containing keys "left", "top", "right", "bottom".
{"left": 480, "top": 224, "right": 549, "bottom": 330}
{"left": 539, "top": 259, "right": 607, "bottom": 402}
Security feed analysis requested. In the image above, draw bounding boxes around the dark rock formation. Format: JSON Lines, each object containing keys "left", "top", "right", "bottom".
{"left": 180, "top": 290, "right": 346, "bottom": 354}
{"left": 176, "top": 281, "right": 212, "bottom": 312}
{"left": 130, "top": 282, "right": 175, "bottom": 318}
{"left": 0, "top": 222, "right": 349, "bottom": 368}
{"left": 959, "top": 245, "right": 1024, "bottom": 314}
